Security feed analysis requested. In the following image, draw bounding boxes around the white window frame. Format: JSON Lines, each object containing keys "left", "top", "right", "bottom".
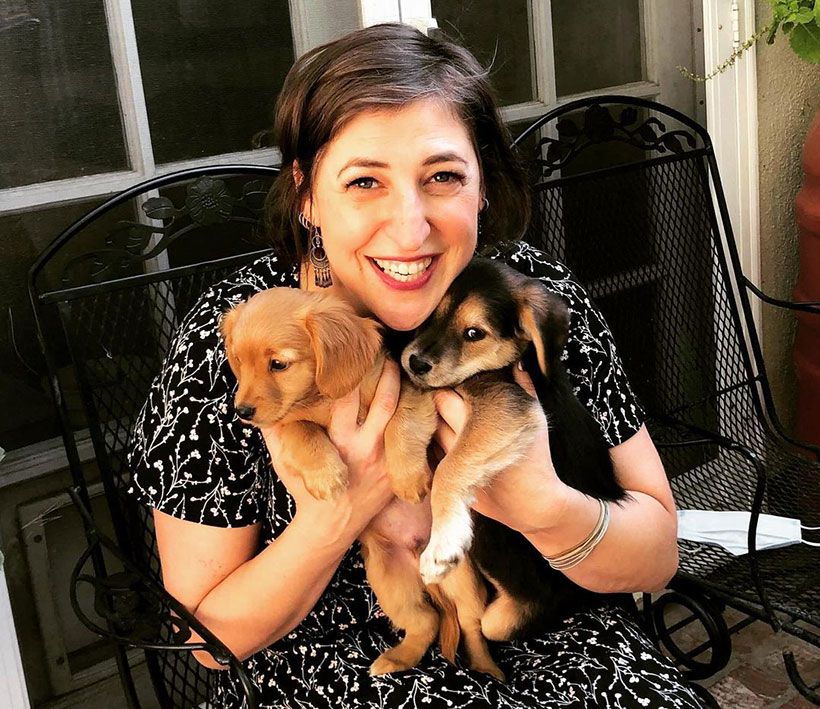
{"left": 0, "top": 0, "right": 284, "bottom": 215}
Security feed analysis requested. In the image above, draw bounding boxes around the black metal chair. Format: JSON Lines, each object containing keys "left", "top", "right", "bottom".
{"left": 513, "top": 95, "right": 820, "bottom": 703}
{"left": 28, "top": 166, "right": 280, "bottom": 707}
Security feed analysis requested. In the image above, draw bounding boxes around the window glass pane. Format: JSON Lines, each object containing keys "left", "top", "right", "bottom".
{"left": 431, "top": 0, "right": 533, "bottom": 106}
{"left": 0, "top": 1, "right": 128, "bottom": 189}
{"left": 551, "top": 0, "right": 644, "bottom": 97}
{"left": 131, "top": 0, "right": 295, "bottom": 164}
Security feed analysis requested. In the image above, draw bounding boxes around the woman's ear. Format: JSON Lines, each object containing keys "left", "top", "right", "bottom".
{"left": 292, "top": 160, "right": 304, "bottom": 189}
{"left": 515, "top": 282, "right": 569, "bottom": 380}
{"left": 304, "top": 302, "right": 383, "bottom": 399}
{"left": 293, "top": 160, "right": 319, "bottom": 227}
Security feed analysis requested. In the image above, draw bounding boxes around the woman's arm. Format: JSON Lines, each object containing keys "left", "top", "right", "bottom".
{"left": 521, "top": 425, "right": 678, "bottom": 593}
{"left": 156, "top": 361, "right": 401, "bottom": 668}
{"left": 155, "top": 490, "right": 368, "bottom": 668}
{"left": 434, "top": 369, "right": 678, "bottom": 594}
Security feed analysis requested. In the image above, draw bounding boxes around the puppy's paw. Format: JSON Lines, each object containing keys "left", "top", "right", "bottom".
{"left": 389, "top": 466, "right": 431, "bottom": 504}
{"left": 302, "top": 462, "right": 349, "bottom": 501}
{"left": 369, "top": 649, "right": 418, "bottom": 676}
{"left": 419, "top": 523, "right": 472, "bottom": 584}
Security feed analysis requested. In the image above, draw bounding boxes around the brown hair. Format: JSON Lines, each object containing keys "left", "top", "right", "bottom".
{"left": 264, "top": 22, "right": 530, "bottom": 268}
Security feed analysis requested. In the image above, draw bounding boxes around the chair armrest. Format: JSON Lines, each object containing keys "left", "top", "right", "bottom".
{"left": 653, "top": 417, "right": 765, "bottom": 468}
{"left": 744, "top": 278, "right": 820, "bottom": 314}
{"left": 67, "top": 487, "right": 258, "bottom": 707}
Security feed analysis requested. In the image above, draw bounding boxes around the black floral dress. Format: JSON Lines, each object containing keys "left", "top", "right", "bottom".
{"left": 127, "top": 241, "right": 709, "bottom": 709}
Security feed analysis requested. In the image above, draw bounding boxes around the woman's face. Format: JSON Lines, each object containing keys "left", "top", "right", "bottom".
{"left": 301, "top": 99, "right": 483, "bottom": 331}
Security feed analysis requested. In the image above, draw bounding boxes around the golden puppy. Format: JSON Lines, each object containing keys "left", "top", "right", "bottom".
{"left": 220, "top": 287, "right": 503, "bottom": 680}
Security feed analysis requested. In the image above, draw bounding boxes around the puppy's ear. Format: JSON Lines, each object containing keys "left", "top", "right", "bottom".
{"left": 220, "top": 304, "right": 243, "bottom": 376}
{"left": 515, "top": 281, "right": 569, "bottom": 380}
{"left": 305, "top": 302, "right": 383, "bottom": 399}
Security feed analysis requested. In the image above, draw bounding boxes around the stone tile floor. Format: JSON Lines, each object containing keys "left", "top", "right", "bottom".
{"left": 658, "top": 602, "right": 820, "bottom": 708}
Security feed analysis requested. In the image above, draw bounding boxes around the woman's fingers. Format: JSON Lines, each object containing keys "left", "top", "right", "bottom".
{"left": 434, "top": 416, "right": 458, "bottom": 454}
{"left": 361, "top": 358, "right": 400, "bottom": 440}
{"left": 328, "top": 385, "right": 362, "bottom": 441}
{"left": 513, "top": 360, "right": 537, "bottom": 398}
{"left": 433, "top": 389, "right": 469, "bottom": 454}
{"left": 260, "top": 424, "right": 300, "bottom": 488}
{"left": 434, "top": 389, "right": 469, "bottom": 431}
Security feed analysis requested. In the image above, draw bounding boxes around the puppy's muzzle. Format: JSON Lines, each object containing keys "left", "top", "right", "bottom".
{"left": 235, "top": 403, "right": 256, "bottom": 421}
{"left": 408, "top": 353, "right": 432, "bottom": 376}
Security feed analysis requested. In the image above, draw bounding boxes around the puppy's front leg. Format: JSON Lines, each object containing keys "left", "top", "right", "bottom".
{"left": 276, "top": 420, "right": 348, "bottom": 500}
{"left": 384, "top": 383, "right": 437, "bottom": 503}
{"left": 420, "top": 405, "right": 539, "bottom": 584}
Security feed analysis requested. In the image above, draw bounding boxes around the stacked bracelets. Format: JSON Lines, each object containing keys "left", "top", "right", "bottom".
{"left": 543, "top": 498, "right": 610, "bottom": 571}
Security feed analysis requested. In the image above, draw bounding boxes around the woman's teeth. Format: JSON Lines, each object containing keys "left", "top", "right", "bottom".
{"left": 372, "top": 257, "right": 433, "bottom": 282}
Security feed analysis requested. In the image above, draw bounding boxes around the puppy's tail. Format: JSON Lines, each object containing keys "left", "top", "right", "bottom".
{"left": 427, "top": 583, "right": 460, "bottom": 664}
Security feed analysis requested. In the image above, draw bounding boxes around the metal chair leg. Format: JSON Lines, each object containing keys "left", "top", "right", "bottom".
{"left": 784, "top": 650, "right": 820, "bottom": 705}
{"left": 652, "top": 589, "right": 732, "bottom": 680}
{"left": 114, "top": 643, "right": 141, "bottom": 708}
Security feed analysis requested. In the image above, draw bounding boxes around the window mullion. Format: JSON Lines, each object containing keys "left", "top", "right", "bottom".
{"left": 102, "top": 0, "right": 155, "bottom": 177}
{"left": 530, "top": 0, "right": 557, "bottom": 106}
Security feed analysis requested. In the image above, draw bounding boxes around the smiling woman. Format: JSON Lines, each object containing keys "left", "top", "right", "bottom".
{"left": 127, "top": 22, "right": 711, "bottom": 709}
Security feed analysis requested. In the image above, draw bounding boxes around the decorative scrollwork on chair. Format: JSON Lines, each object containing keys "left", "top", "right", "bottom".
{"left": 534, "top": 103, "right": 699, "bottom": 177}
{"left": 59, "top": 176, "right": 271, "bottom": 287}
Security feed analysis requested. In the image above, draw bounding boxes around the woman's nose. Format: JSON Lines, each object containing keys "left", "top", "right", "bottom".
{"left": 384, "top": 189, "right": 431, "bottom": 251}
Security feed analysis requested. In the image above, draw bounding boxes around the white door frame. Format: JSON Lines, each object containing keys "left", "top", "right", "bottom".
{"left": 1, "top": 562, "right": 30, "bottom": 709}
{"left": 702, "top": 0, "right": 761, "bottom": 319}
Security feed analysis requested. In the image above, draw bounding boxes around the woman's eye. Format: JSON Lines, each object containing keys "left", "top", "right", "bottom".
{"left": 347, "top": 176, "right": 377, "bottom": 190}
{"left": 463, "top": 327, "right": 485, "bottom": 342}
{"left": 431, "top": 171, "right": 463, "bottom": 184}
{"left": 269, "top": 359, "right": 289, "bottom": 371}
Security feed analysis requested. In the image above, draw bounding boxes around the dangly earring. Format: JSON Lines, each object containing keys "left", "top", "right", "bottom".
{"left": 299, "top": 212, "right": 332, "bottom": 288}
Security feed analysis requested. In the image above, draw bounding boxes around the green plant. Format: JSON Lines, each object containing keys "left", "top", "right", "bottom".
{"left": 680, "top": 0, "right": 820, "bottom": 81}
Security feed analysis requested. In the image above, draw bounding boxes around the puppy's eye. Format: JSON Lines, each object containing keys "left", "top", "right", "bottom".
{"left": 463, "top": 327, "right": 486, "bottom": 342}
{"left": 269, "top": 359, "right": 289, "bottom": 372}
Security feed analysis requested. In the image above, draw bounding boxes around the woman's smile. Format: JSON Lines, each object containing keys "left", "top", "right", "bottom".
{"left": 367, "top": 255, "right": 438, "bottom": 290}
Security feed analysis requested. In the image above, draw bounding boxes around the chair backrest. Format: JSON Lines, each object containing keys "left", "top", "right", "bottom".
{"left": 512, "top": 97, "right": 772, "bottom": 456}
{"left": 29, "top": 165, "right": 279, "bottom": 707}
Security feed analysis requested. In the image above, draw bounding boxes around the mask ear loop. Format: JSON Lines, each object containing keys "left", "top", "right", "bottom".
{"left": 801, "top": 524, "right": 820, "bottom": 546}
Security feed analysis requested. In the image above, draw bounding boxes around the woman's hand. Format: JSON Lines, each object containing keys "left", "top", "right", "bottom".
{"left": 433, "top": 364, "right": 573, "bottom": 535}
{"left": 261, "top": 359, "right": 400, "bottom": 544}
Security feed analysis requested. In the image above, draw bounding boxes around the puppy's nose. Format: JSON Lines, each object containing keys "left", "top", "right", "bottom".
{"left": 235, "top": 404, "right": 256, "bottom": 420}
{"left": 408, "top": 353, "right": 432, "bottom": 375}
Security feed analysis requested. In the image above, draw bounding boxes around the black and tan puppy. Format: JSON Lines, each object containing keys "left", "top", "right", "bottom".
{"left": 402, "top": 257, "right": 627, "bottom": 640}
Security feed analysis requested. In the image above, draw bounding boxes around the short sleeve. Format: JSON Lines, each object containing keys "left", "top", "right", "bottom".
{"left": 486, "top": 240, "right": 646, "bottom": 447}
{"left": 126, "top": 255, "right": 296, "bottom": 527}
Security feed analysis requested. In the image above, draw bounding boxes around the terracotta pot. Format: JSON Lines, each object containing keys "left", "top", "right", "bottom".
{"left": 793, "top": 109, "right": 820, "bottom": 448}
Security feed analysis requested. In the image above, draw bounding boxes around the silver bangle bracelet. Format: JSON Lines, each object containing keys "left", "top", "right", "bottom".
{"left": 543, "top": 498, "right": 610, "bottom": 571}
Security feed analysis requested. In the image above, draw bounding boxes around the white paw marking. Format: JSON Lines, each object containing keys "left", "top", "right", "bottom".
{"left": 419, "top": 514, "right": 473, "bottom": 584}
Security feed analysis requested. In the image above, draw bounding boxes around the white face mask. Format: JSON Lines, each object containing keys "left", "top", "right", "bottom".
{"left": 677, "top": 509, "right": 820, "bottom": 557}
